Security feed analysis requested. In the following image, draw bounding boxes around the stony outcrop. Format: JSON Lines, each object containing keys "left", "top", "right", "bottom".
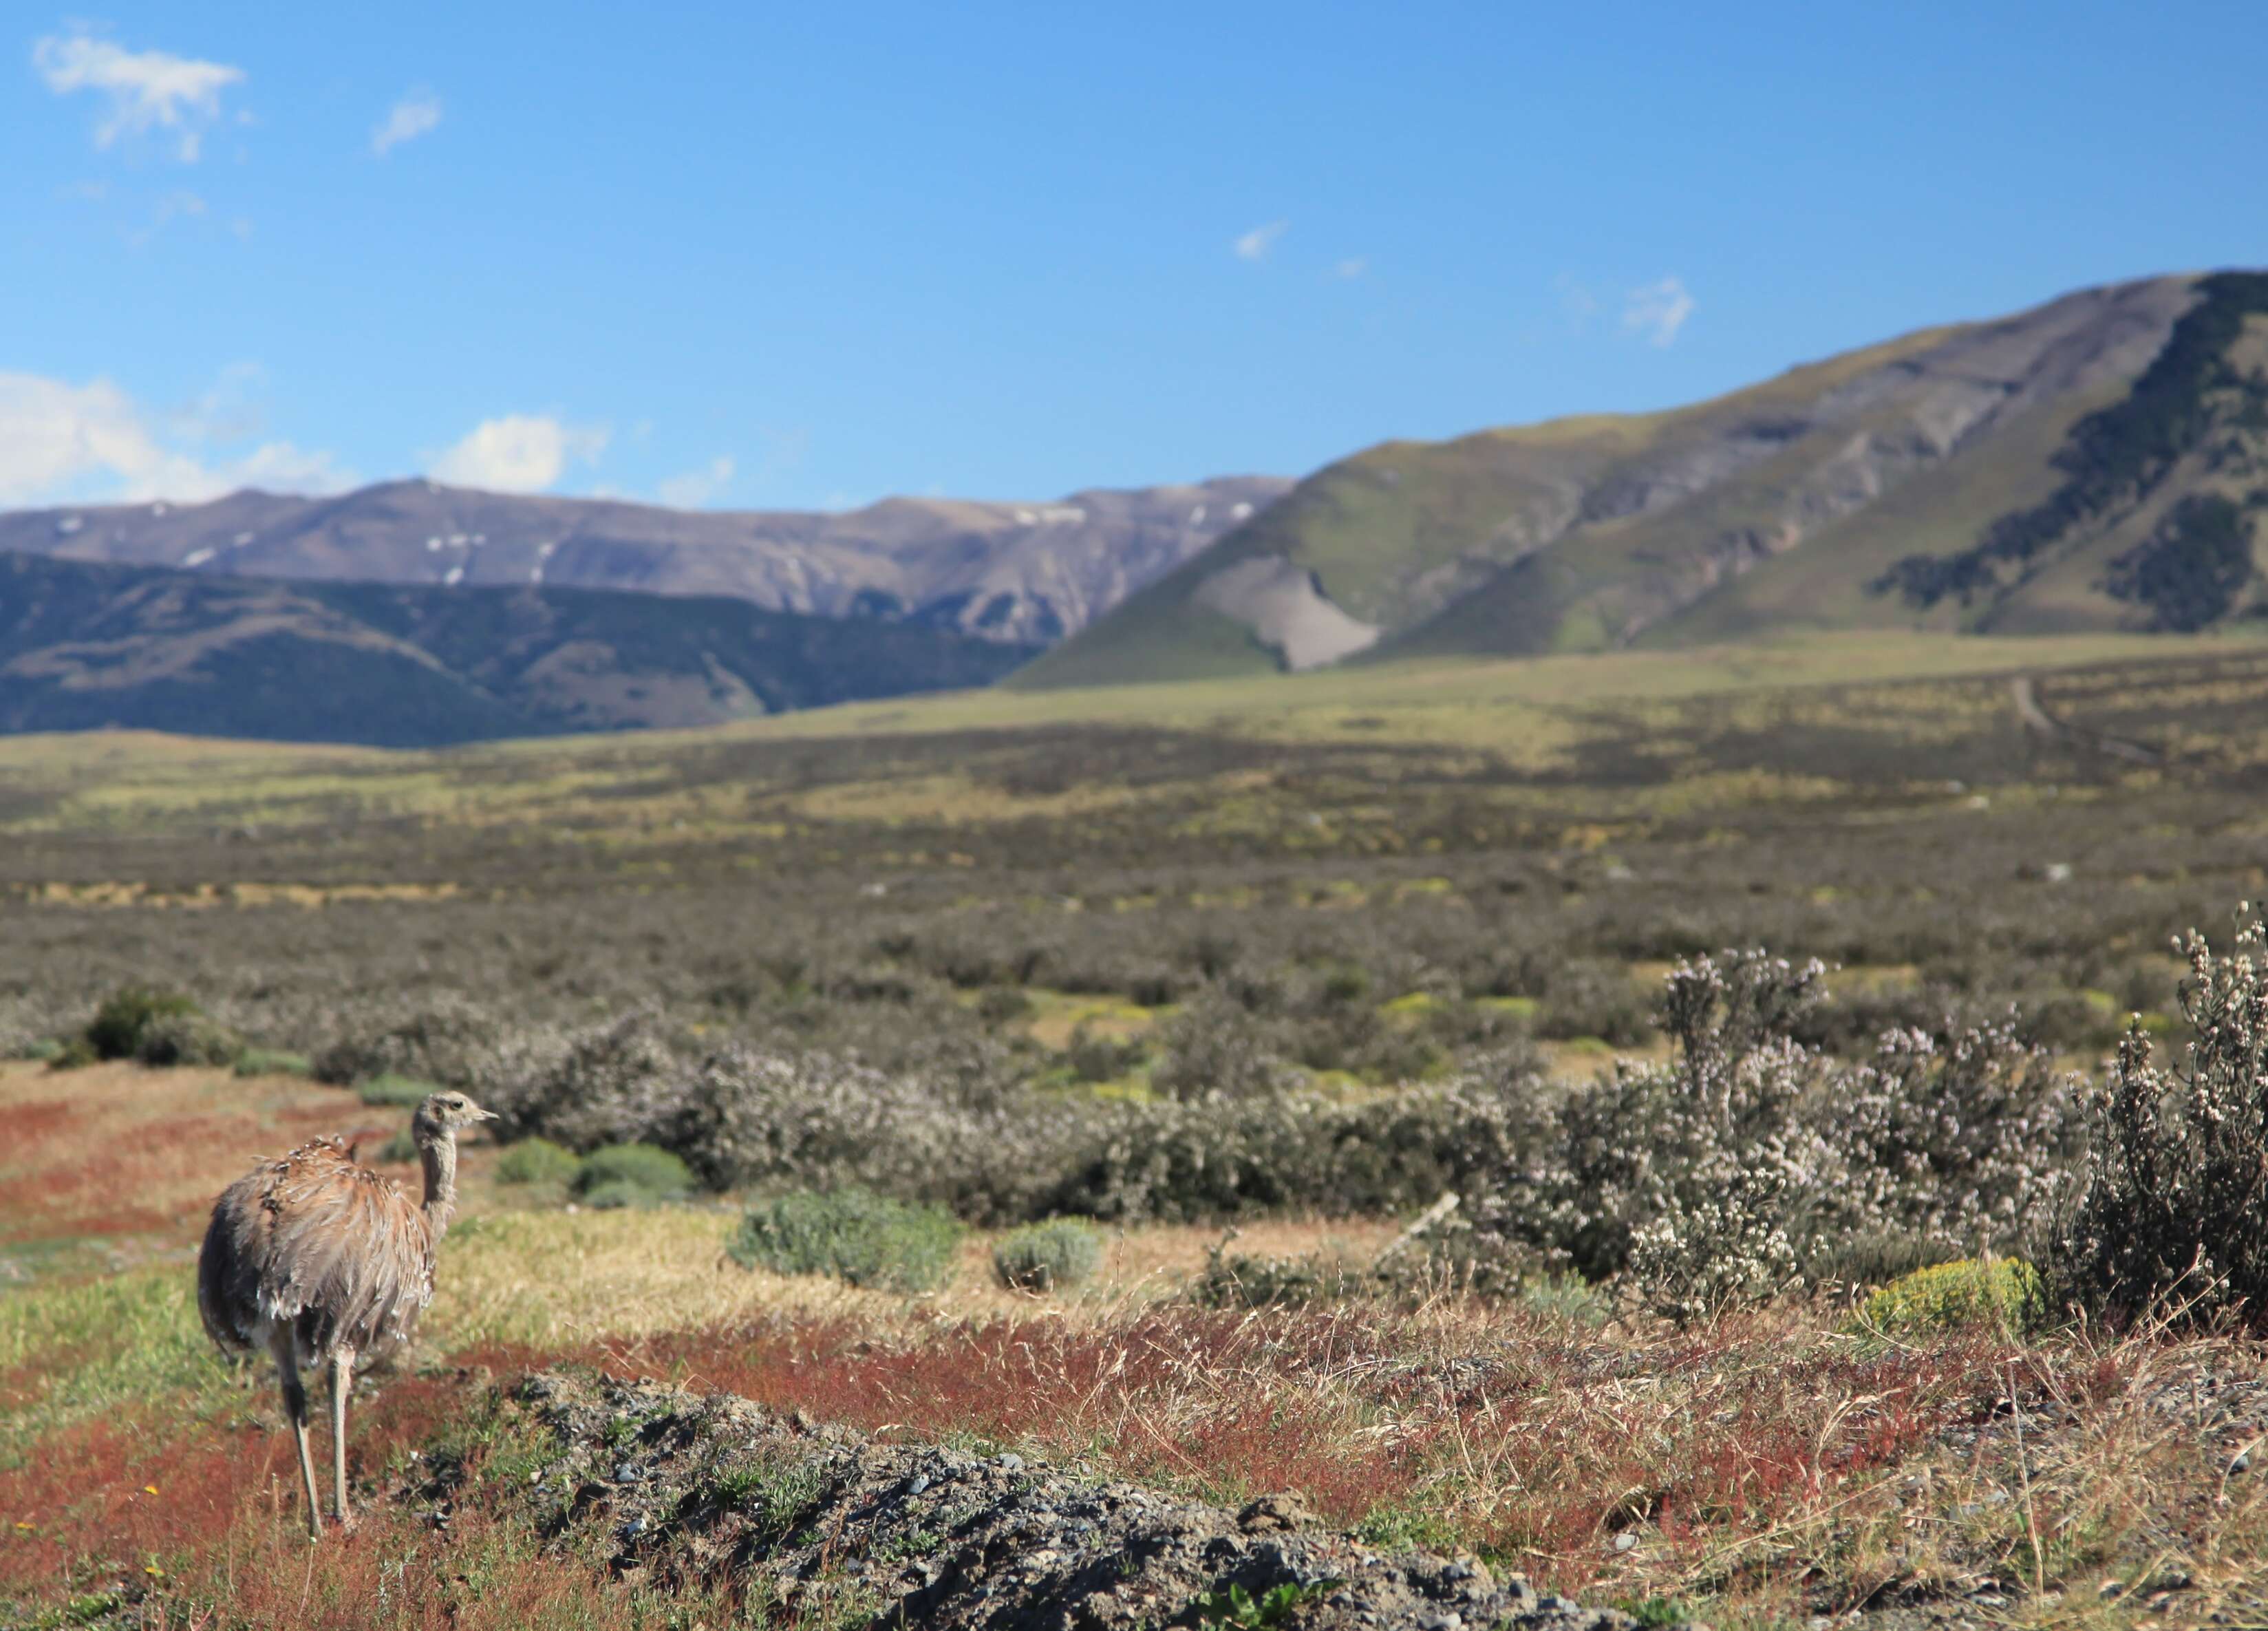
{"left": 425, "top": 1369, "right": 1649, "bottom": 1631}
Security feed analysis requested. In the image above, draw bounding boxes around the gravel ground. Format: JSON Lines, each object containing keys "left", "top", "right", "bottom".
{"left": 413, "top": 1369, "right": 1655, "bottom": 1631}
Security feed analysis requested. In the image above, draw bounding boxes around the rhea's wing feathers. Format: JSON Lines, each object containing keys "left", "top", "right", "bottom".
{"left": 200, "top": 1137, "right": 436, "bottom": 1361}
{"left": 197, "top": 1170, "right": 266, "bottom": 1354}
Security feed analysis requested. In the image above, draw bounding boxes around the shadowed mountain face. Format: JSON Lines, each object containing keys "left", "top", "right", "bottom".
{"left": 0, "top": 475, "right": 1292, "bottom": 649}
{"left": 0, "top": 552, "right": 1035, "bottom": 745}
{"left": 1020, "top": 273, "right": 2268, "bottom": 687}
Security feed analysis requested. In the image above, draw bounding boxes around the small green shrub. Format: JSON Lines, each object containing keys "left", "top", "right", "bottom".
{"left": 497, "top": 1138, "right": 584, "bottom": 1186}
{"left": 24, "top": 1037, "right": 65, "bottom": 1063}
{"left": 46, "top": 1036, "right": 98, "bottom": 1071}
{"left": 575, "top": 1143, "right": 694, "bottom": 1200}
{"left": 1065, "top": 1023, "right": 1147, "bottom": 1084}
{"left": 233, "top": 1048, "right": 312, "bottom": 1078}
{"left": 133, "top": 1010, "right": 243, "bottom": 1068}
{"left": 975, "top": 987, "right": 1032, "bottom": 1023}
{"left": 579, "top": 1179, "right": 654, "bottom": 1211}
{"left": 1860, "top": 1257, "right": 2046, "bottom": 1336}
{"left": 1194, "top": 1579, "right": 1341, "bottom": 1628}
{"left": 992, "top": 1218, "right": 1104, "bottom": 1292}
{"left": 360, "top": 1072, "right": 441, "bottom": 1107}
{"left": 729, "top": 1188, "right": 962, "bottom": 1292}
{"left": 1192, "top": 1245, "right": 1368, "bottom": 1310}
{"left": 376, "top": 1129, "right": 419, "bottom": 1164}
{"left": 1515, "top": 1276, "right": 1612, "bottom": 1325}
{"left": 83, "top": 988, "right": 202, "bottom": 1062}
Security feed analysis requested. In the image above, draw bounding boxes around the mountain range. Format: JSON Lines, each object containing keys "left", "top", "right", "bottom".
{"left": 6, "top": 270, "right": 2265, "bottom": 742}
{"left": 0, "top": 551, "right": 1031, "bottom": 745}
{"left": 0, "top": 474, "right": 1290, "bottom": 648}
{"left": 1021, "top": 271, "right": 2268, "bottom": 687}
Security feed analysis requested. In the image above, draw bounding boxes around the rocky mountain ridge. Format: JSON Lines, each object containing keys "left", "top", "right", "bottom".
{"left": 1022, "top": 272, "right": 2268, "bottom": 688}
{"left": 0, "top": 474, "right": 1292, "bottom": 649}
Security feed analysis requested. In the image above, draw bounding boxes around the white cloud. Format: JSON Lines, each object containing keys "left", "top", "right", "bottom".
{"left": 656, "top": 456, "right": 735, "bottom": 509}
{"left": 1622, "top": 275, "right": 1695, "bottom": 348}
{"left": 0, "top": 370, "right": 353, "bottom": 506}
{"left": 372, "top": 88, "right": 442, "bottom": 156}
{"left": 226, "top": 441, "right": 359, "bottom": 493}
{"left": 429, "top": 414, "right": 609, "bottom": 493}
{"left": 1233, "top": 220, "right": 1287, "bottom": 262}
{"left": 33, "top": 30, "right": 245, "bottom": 162}
{"left": 1334, "top": 257, "right": 1367, "bottom": 279}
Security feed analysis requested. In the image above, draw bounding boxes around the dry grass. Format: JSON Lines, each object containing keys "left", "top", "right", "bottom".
{"left": 6, "top": 1065, "right": 2267, "bottom": 1628}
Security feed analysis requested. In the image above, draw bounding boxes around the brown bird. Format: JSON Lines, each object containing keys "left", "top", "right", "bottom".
{"left": 197, "top": 1090, "right": 497, "bottom": 1537}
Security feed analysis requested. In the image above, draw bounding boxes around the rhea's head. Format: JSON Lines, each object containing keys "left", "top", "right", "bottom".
{"left": 411, "top": 1090, "right": 500, "bottom": 1143}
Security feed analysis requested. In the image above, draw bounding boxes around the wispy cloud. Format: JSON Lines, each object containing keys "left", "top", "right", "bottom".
{"left": 1623, "top": 275, "right": 1695, "bottom": 348}
{"left": 430, "top": 414, "right": 609, "bottom": 493}
{"left": 125, "top": 188, "right": 208, "bottom": 248}
{"left": 32, "top": 29, "right": 244, "bottom": 162}
{"left": 1556, "top": 271, "right": 1600, "bottom": 330}
{"left": 1233, "top": 220, "right": 1288, "bottom": 262}
{"left": 1333, "top": 257, "right": 1368, "bottom": 279}
{"left": 0, "top": 369, "right": 352, "bottom": 506}
{"left": 372, "top": 88, "right": 442, "bottom": 156}
{"left": 656, "top": 455, "right": 735, "bottom": 509}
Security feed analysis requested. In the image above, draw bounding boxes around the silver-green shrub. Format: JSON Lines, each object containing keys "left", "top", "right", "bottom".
{"left": 496, "top": 1137, "right": 584, "bottom": 1186}
{"left": 729, "top": 1188, "right": 963, "bottom": 1292}
{"left": 1452, "top": 950, "right": 2075, "bottom": 1320}
{"left": 574, "top": 1142, "right": 694, "bottom": 1201}
{"left": 2055, "top": 916, "right": 2268, "bottom": 1326}
{"left": 992, "top": 1218, "right": 1104, "bottom": 1291}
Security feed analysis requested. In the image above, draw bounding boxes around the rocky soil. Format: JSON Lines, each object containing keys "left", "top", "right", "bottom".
{"left": 412, "top": 1369, "right": 1650, "bottom": 1631}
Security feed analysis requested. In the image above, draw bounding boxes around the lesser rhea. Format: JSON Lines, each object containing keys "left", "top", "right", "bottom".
{"left": 197, "top": 1091, "right": 496, "bottom": 1537}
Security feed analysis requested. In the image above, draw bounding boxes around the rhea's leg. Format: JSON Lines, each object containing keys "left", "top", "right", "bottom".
{"left": 330, "top": 1347, "right": 357, "bottom": 1533}
{"left": 272, "top": 1333, "right": 321, "bottom": 1540}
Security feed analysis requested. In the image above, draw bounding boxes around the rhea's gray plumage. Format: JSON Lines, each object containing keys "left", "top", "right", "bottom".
{"left": 197, "top": 1089, "right": 495, "bottom": 1537}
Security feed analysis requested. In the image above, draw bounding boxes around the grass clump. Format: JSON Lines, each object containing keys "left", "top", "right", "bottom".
{"left": 1192, "top": 1244, "right": 1369, "bottom": 1310}
{"left": 45, "top": 1036, "right": 98, "bottom": 1071}
{"left": 233, "top": 1047, "right": 312, "bottom": 1078}
{"left": 729, "top": 1188, "right": 962, "bottom": 1292}
{"left": 574, "top": 1142, "right": 694, "bottom": 1202}
{"left": 497, "top": 1137, "right": 584, "bottom": 1186}
{"left": 992, "top": 1218, "right": 1104, "bottom": 1292}
{"left": 360, "top": 1071, "right": 442, "bottom": 1107}
{"left": 1859, "top": 1257, "right": 2046, "bottom": 1336}
{"left": 579, "top": 1179, "right": 656, "bottom": 1210}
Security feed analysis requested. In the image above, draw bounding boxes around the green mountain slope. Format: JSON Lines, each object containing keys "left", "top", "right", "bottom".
{"left": 0, "top": 553, "right": 1034, "bottom": 746}
{"left": 1020, "top": 272, "right": 2268, "bottom": 687}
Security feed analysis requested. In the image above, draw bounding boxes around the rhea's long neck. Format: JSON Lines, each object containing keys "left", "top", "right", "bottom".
{"left": 418, "top": 1131, "right": 459, "bottom": 1239}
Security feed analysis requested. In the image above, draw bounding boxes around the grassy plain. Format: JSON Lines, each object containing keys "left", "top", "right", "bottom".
{"left": 12, "top": 632, "right": 2268, "bottom": 1626}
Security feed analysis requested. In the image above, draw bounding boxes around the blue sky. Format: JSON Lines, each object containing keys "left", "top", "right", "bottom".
{"left": 6, "top": 3, "right": 2266, "bottom": 513}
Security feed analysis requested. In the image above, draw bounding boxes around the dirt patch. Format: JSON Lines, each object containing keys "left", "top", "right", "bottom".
{"left": 420, "top": 1367, "right": 1645, "bottom": 1630}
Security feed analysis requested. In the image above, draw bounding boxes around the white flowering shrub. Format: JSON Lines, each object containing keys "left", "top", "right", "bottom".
{"left": 1625, "top": 1167, "right": 1802, "bottom": 1324}
{"left": 1828, "top": 1019, "right": 2076, "bottom": 1259}
{"left": 2055, "top": 915, "right": 2268, "bottom": 1325}
{"left": 1451, "top": 950, "right": 2077, "bottom": 1320}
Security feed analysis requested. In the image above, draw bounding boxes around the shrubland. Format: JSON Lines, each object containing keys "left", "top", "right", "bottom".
{"left": 12, "top": 639, "right": 2268, "bottom": 1624}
